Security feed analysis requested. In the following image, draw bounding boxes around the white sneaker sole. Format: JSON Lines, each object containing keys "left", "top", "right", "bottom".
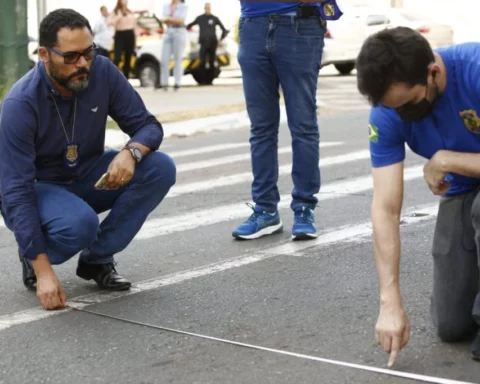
{"left": 291, "top": 232, "right": 318, "bottom": 241}
{"left": 233, "top": 221, "right": 283, "bottom": 240}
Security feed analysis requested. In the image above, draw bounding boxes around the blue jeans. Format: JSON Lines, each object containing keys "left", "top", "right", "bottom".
{"left": 4, "top": 150, "right": 176, "bottom": 265}
{"left": 237, "top": 14, "right": 325, "bottom": 213}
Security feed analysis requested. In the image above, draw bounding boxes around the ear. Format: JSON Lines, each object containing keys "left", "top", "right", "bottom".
{"left": 38, "top": 47, "right": 50, "bottom": 64}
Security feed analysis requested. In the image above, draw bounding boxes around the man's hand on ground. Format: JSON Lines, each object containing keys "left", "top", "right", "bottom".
{"left": 375, "top": 303, "right": 411, "bottom": 368}
{"left": 36, "top": 273, "right": 67, "bottom": 310}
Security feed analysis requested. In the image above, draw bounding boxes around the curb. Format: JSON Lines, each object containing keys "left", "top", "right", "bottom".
{"left": 105, "top": 102, "right": 328, "bottom": 148}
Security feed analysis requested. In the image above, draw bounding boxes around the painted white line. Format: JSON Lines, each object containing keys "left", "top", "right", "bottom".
{"left": 0, "top": 202, "right": 437, "bottom": 332}
{"left": 169, "top": 149, "right": 371, "bottom": 198}
{"left": 135, "top": 165, "right": 424, "bottom": 240}
{"left": 176, "top": 142, "right": 343, "bottom": 173}
{"left": 169, "top": 143, "right": 250, "bottom": 159}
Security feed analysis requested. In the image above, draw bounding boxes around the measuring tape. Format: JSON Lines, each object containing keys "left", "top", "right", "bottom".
{"left": 68, "top": 305, "right": 478, "bottom": 384}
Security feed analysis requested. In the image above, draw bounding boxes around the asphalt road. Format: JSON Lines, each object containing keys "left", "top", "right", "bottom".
{"left": 0, "top": 82, "right": 478, "bottom": 383}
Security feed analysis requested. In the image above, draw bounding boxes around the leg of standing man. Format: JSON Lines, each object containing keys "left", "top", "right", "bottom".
{"left": 232, "top": 11, "right": 326, "bottom": 241}
{"left": 172, "top": 28, "right": 187, "bottom": 90}
{"left": 161, "top": 31, "right": 174, "bottom": 89}
{"left": 232, "top": 16, "right": 283, "bottom": 240}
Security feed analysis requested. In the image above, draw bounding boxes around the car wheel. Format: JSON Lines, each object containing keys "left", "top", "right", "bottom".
{"left": 138, "top": 60, "right": 159, "bottom": 88}
{"left": 334, "top": 63, "right": 355, "bottom": 75}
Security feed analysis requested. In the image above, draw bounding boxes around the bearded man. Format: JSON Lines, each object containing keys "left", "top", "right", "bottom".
{"left": 0, "top": 8, "right": 176, "bottom": 310}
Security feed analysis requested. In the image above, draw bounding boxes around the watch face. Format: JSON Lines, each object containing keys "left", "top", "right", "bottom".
{"left": 133, "top": 147, "right": 143, "bottom": 160}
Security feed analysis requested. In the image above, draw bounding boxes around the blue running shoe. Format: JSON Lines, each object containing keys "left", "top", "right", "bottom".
{"left": 232, "top": 203, "right": 283, "bottom": 239}
{"left": 292, "top": 206, "right": 317, "bottom": 240}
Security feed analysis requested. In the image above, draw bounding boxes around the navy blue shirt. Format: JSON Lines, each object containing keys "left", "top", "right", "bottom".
{"left": 369, "top": 42, "right": 480, "bottom": 197}
{"left": 0, "top": 55, "right": 163, "bottom": 260}
{"left": 240, "top": 1, "right": 343, "bottom": 20}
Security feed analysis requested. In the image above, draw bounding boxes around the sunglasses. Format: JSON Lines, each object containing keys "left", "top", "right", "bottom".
{"left": 47, "top": 44, "right": 98, "bottom": 64}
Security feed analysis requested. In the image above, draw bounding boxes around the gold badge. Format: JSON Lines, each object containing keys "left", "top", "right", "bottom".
{"left": 66, "top": 144, "right": 78, "bottom": 162}
{"left": 324, "top": 4, "right": 335, "bottom": 17}
{"left": 459, "top": 109, "right": 480, "bottom": 134}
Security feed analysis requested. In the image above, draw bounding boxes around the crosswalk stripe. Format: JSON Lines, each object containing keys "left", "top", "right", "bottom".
{"left": 135, "top": 164, "right": 424, "bottom": 240}
{"left": 176, "top": 142, "right": 343, "bottom": 173}
{"left": 169, "top": 149, "right": 371, "bottom": 198}
{"left": 169, "top": 143, "right": 250, "bottom": 159}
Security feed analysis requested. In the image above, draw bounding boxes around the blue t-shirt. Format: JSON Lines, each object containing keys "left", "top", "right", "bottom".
{"left": 369, "top": 42, "right": 480, "bottom": 197}
{"left": 240, "top": 1, "right": 342, "bottom": 21}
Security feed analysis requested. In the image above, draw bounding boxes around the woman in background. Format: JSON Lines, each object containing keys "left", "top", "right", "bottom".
{"left": 109, "top": 0, "right": 137, "bottom": 79}
{"left": 159, "top": 0, "right": 188, "bottom": 91}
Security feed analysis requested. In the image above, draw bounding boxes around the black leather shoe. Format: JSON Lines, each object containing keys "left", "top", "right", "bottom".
{"left": 76, "top": 261, "right": 131, "bottom": 291}
{"left": 472, "top": 331, "right": 480, "bottom": 362}
{"left": 18, "top": 249, "right": 36, "bottom": 291}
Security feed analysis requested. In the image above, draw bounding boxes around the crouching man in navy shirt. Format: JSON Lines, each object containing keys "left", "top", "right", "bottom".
{"left": 232, "top": 1, "right": 343, "bottom": 241}
{"left": 0, "top": 9, "right": 176, "bottom": 310}
{"left": 356, "top": 27, "right": 480, "bottom": 365}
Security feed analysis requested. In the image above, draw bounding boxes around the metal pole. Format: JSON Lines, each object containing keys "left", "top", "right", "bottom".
{"left": 37, "top": 0, "right": 47, "bottom": 27}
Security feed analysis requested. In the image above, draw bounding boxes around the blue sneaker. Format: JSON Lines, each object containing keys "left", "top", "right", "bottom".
{"left": 292, "top": 206, "right": 317, "bottom": 240}
{"left": 232, "top": 203, "right": 283, "bottom": 239}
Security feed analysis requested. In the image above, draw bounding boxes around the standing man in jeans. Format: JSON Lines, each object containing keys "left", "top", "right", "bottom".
{"left": 232, "top": 1, "right": 343, "bottom": 240}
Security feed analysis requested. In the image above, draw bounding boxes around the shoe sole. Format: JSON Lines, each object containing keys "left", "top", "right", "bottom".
{"left": 233, "top": 222, "right": 283, "bottom": 240}
{"left": 291, "top": 232, "right": 318, "bottom": 241}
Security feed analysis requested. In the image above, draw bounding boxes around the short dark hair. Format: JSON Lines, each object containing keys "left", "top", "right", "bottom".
{"left": 356, "top": 26, "right": 435, "bottom": 106}
{"left": 39, "top": 8, "right": 92, "bottom": 48}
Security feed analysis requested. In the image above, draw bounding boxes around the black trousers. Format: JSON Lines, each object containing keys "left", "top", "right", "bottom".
{"left": 113, "top": 29, "right": 135, "bottom": 78}
{"left": 199, "top": 39, "right": 217, "bottom": 79}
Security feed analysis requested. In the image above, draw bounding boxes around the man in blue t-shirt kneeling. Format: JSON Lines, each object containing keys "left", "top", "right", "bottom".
{"left": 356, "top": 27, "right": 480, "bottom": 365}
{"left": 232, "top": 0, "right": 342, "bottom": 241}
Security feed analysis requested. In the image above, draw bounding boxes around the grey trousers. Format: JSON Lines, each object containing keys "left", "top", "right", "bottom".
{"left": 431, "top": 187, "right": 480, "bottom": 342}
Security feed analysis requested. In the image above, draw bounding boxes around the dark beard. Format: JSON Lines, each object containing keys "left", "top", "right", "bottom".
{"left": 49, "top": 62, "right": 90, "bottom": 92}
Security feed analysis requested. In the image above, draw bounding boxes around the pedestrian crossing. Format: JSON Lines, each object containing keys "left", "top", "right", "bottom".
{"left": 317, "top": 74, "right": 371, "bottom": 113}
{"left": 0, "top": 135, "right": 434, "bottom": 252}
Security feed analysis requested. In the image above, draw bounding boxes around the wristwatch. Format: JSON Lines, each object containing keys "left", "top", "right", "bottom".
{"left": 123, "top": 144, "right": 143, "bottom": 163}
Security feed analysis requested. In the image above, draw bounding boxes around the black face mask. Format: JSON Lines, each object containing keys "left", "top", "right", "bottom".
{"left": 396, "top": 98, "right": 435, "bottom": 122}
{"left": 395, "top": 73, "right": 439, "bottom": 123}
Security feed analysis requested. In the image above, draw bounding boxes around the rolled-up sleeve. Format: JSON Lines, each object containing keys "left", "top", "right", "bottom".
{"left": 0, "top": 98, "right": 47, "bottom": 260}
{"left": 107, "top": 59, "right": 164, "bottom": 150}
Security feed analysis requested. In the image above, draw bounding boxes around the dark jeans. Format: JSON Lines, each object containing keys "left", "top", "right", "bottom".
{"left": 3, "top": 150, "right": 176, "bottom": 265}
{"left": 431, "top": 187, "right": 480, "bottom": 341}
{"left": 237, "top": 14, "right": 325, "bottom": 213}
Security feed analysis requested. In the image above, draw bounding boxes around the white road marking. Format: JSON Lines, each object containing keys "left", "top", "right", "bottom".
{"left": 169, "top": 143, "right": 250, "bottom": 159}
{"left": 0, "top": 202, "right": 437, "bottom": 332}
{"left": 176, "top": 142, "right": 343, "bottom": 173}
{"left": 169, "top": 149, "right": 371, "bottom": 198}
{"left": 135, "top": 164, "right": 424, "bottom": 240}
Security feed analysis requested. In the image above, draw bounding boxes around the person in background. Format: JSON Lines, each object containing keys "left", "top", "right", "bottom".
{"left": 108, "top": 0, "right": 137, "bottom": 78}
{"left": 92, "top": 5, "right": 113, "bottom": 57}
{"left": 356, "top": 27, "right": 480, "bottom": 366}
{"left": 158, "top": 0, "right": 188, "bottom": 91}
{"left": 186, "top": 2, "right": 229, "bottom": 85}
{"left": 232, "top": 1, "right": 342, "bottom": 241}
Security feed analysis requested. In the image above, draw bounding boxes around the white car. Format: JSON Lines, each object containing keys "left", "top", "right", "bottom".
{"left": 321, "top": 7, "right": 454, "bottom": 75}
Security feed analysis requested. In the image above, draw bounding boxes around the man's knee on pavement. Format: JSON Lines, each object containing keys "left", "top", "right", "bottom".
{"left": 433, "top": 313, "right": 477, "bottom": 342}
{"left": 47, "top": 209, "right": 99, "bottom": 261}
